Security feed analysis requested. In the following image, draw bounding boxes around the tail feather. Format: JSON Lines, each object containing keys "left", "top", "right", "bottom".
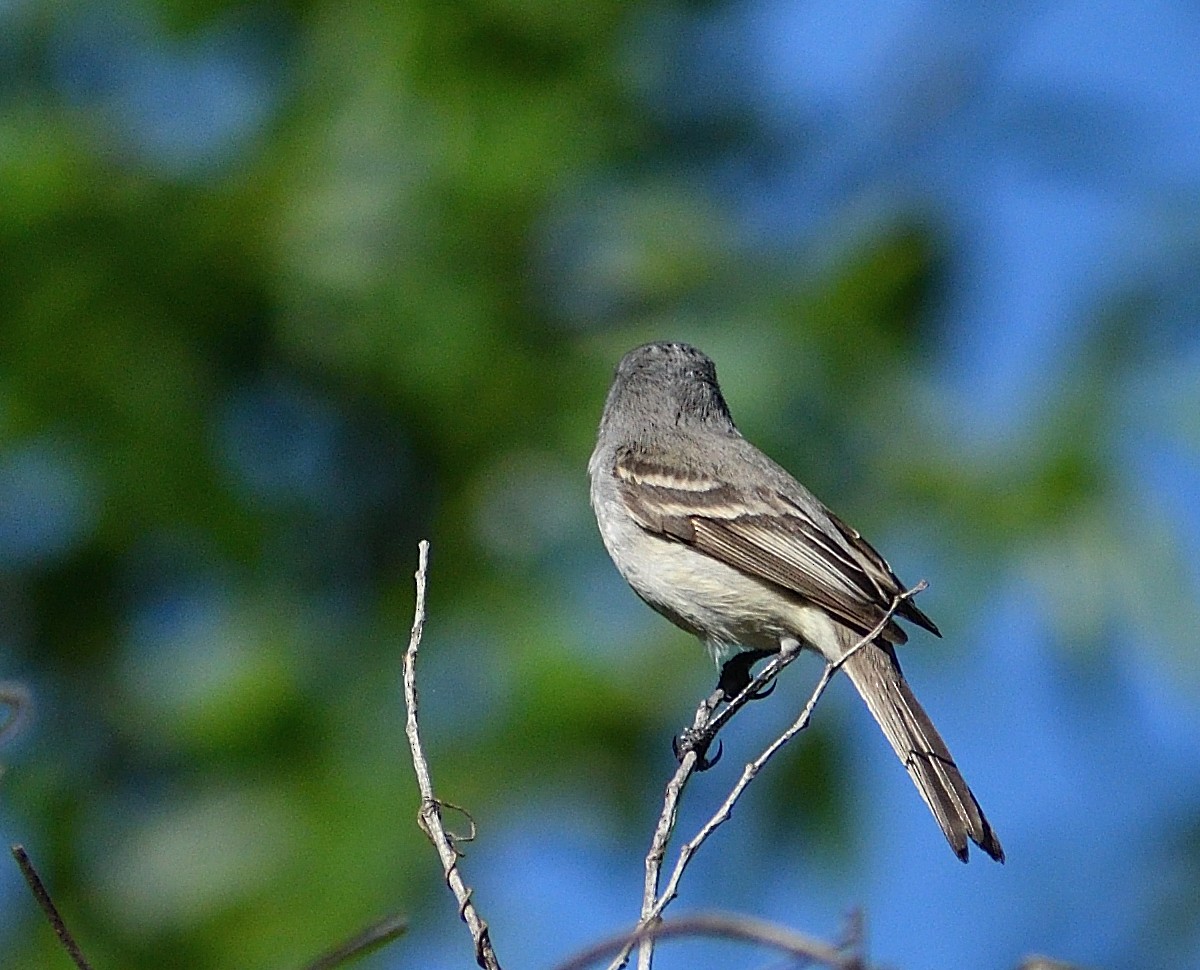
{"left": 840, "top": 641, "right": 1004, "bottom": 863}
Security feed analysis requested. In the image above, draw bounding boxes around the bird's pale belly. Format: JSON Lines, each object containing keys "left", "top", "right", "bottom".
{"left": 593, "top": 497, "right": 847, "bottom": 667}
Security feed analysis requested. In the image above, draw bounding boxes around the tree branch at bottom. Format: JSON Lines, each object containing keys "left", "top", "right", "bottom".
{"left": 554, "top": 910, "right": 867, "bottom": 970}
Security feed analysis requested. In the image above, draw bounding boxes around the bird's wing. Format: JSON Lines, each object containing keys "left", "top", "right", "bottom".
{"left": 613, "top": 449, "right": 938, "bottom": 639}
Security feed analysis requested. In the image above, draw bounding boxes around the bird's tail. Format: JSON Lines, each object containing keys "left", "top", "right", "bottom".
{"left": 840, "top": 641, "right": 1004, "bottom": 863}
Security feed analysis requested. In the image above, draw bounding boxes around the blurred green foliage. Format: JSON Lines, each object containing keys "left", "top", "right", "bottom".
{"left": 1, "top": 1, "right": 1198, "bottom": 969}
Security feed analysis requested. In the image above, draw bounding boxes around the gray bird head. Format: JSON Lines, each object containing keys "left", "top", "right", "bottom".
{"left": 601, "top": 342, "right": 736, "bottom": 437}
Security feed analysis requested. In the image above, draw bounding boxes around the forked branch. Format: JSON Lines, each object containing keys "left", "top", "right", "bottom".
{"left": 621, "top": 581, "right": 927, "bottom": 970}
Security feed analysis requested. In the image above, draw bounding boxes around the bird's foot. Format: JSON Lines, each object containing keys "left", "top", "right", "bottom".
{"left": 716, "top": 649, "right": 775, "bottom": 701}
{"left": 673, "top": 729, "right": 723, "bottom": 771}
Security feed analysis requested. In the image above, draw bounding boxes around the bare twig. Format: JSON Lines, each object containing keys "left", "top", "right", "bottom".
{"left": 630, "top": 690, "right": 718, "bottom": 970}
{"left": 11, "top": 844, "right": 94, "bottom": 970}
{"left": 553, "top": 910, "right": 865, "bottom": 970}
{"left": 300, "top": 912, "right": 408, "bottom": 970}
{"left": 625, "top": 583, "right": 927, "bottom": 970}
{"left": 703, "top": 641, "right": 805, "bottom": 750}
{"left": 401, "top": 540, "right": 502, "bottom": 970}
{"left": 1018, "top": 957, "right": 1091, "bottom": 970}
{"left": 840, "top": 907, "right": 866, "bottom": 965}
{"left": 622, "top": 643, "right": 807, "bottom": 970}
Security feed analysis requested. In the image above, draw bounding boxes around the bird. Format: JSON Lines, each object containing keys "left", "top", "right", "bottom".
{"left": 588, "top": 341, "right": 1003, "bottom": 863}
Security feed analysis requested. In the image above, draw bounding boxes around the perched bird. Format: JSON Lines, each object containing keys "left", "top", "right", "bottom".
{"left": 588, "top": 341, "right": 1003, "bottom": 863}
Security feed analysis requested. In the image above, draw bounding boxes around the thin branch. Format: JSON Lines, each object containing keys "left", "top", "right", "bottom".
{"left": 703, "top": 641, "right": 806, "bottom": 751}
{"left": 629, "top": 689, "right": 719, "bottom": 970}
{"left": 620, "top": 643, "right": 808, "bottom": 970}
{"left": 626, "top": 582, "right": 927, "bottom": 970}
{"left": 11, "top": 844, "right": 94, "bottom": 970}
{"left": 1017, "top": 957, "right": 1091, "bottom": 970}
{"left": 300, "top": 912, "right": 408, "bottom": 970}
{"left": 553, "top": 910, "right": 864, "bottom": 970}
{"left": 840, "top": 908, "right": 866, "bottom": 966}
{"left": 401, "top": 540, "right": 502, "bottom": 970}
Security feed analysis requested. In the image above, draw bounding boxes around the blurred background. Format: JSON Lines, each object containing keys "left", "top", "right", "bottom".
{"left": 2, "top": 0, "right": 1199, "bottom": 968}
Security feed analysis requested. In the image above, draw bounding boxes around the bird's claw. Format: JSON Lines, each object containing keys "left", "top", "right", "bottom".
{"left": 673, "top": 730, "right": 722, "bottom": 771}
{"left": 697, "top": 739, "right": 723, "bottom": 770}
{"left": 716, "top": 648, "right": 774, "bottom": 700}
{"left": 745, "top": 679, "right": 776, "bottom": 701}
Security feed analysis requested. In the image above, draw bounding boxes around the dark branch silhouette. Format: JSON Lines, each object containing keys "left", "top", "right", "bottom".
{"left": 11, "top": 844, "right": 94, "bottom": 970}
